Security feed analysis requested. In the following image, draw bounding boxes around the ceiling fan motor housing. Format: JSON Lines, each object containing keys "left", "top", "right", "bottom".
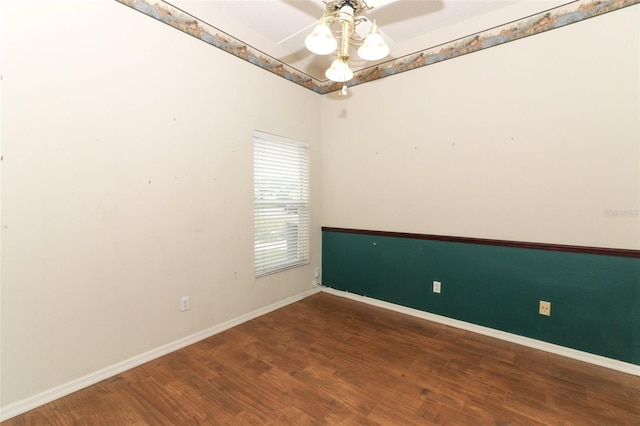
{"left": 326, "top": 0, "right": 371, "bottom": 15}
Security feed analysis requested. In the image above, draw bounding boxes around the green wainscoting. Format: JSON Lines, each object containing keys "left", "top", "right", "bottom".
{"left": 322, "top": 228, "right": 640, "bottom": 365}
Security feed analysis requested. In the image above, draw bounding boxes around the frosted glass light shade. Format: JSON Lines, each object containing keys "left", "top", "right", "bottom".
{"left": 305, "top": 24, "right": 337, "bottom": 55}
{"left": 357, "top": 32, "right": 389, "bottom": 61}
{"left": 325, "top": 58, "right": 353, "bottom": 82}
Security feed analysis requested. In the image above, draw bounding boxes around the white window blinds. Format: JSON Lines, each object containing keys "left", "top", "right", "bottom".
{"left": 254, "top": 131, "right": 309, "bottom": 277}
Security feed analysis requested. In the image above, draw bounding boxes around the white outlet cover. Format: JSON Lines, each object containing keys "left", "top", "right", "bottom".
{"left": 433, "top": 281, "right": 441, "bottom": 293}
{"left": 181, "top": 296, "right": 190, "bottom": 311}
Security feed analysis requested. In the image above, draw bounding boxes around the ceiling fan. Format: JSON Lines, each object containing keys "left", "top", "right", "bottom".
{"left": 277, "top": 0, "right": 399, "bottom": 86}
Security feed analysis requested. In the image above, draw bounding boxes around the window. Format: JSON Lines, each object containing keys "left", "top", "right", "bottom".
{"left": 254, "top": 131, "right": 309, "bottom": 277}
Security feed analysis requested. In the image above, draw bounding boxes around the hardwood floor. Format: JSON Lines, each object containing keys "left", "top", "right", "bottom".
{"left": 4, "top": 292, "right": 639, "bottom": 425}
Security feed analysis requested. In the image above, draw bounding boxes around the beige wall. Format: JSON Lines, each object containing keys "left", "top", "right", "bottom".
{"left": 321, "top": 6, "right": 639, "bottom": 250}
{"left": 1, "top": 0, "right": 321, "bottom": 407}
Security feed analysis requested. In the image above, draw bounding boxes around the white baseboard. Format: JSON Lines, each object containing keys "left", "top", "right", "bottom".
{"left": 321, "top": 286, "right": 640, "bottom": 377}
{"left": 0, "top": 287, "right": 321, "bottom": 422}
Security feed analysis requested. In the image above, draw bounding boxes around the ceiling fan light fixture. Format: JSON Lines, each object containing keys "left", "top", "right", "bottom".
{"left": 357, "top": 23, "right": 389, "bottom": 61}
{"left": 325, "top": 58, "right": 353, "bottom": 82}
{"left": 298, "top": 2, "right": 394, "bottom": 85}
{"left": 305, "top": 22, "right": 337, "bottom": 55}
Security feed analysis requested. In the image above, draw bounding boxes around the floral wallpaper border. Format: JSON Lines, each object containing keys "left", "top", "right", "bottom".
{"left": 115, "top": 0, "right": 639, "bottom": 94}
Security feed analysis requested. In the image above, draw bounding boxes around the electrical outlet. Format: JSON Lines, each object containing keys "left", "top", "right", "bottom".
{"left": 539, "top": 300, "right": 551, "bottom": 316}
{"left": 433, "top": 281, "right": 441, "bottom": 294}
{"left": 311, "top": 280, "right": 319, "bottom": 288}
{"left": 181, "top": 296, "right": 190, "bottom": 312}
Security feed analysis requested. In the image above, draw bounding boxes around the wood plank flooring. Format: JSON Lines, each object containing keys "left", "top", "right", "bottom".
{"left": 4, "top": 292, "right": 639, "bottom": 425}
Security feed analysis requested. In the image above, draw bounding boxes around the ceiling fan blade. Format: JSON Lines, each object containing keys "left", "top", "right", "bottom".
{"left": 276, "top": 20, "right": 318, "bottom": 52}
{"left": 276, "top": 22, "right": 318, "bottom": 46}
{"left": 366, "top": 0, "right": 399, "bottom": 10}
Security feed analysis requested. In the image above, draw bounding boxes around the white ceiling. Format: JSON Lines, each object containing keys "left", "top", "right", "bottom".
{"left": 169, "top": 0, "right": 568, "bottom": 80}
